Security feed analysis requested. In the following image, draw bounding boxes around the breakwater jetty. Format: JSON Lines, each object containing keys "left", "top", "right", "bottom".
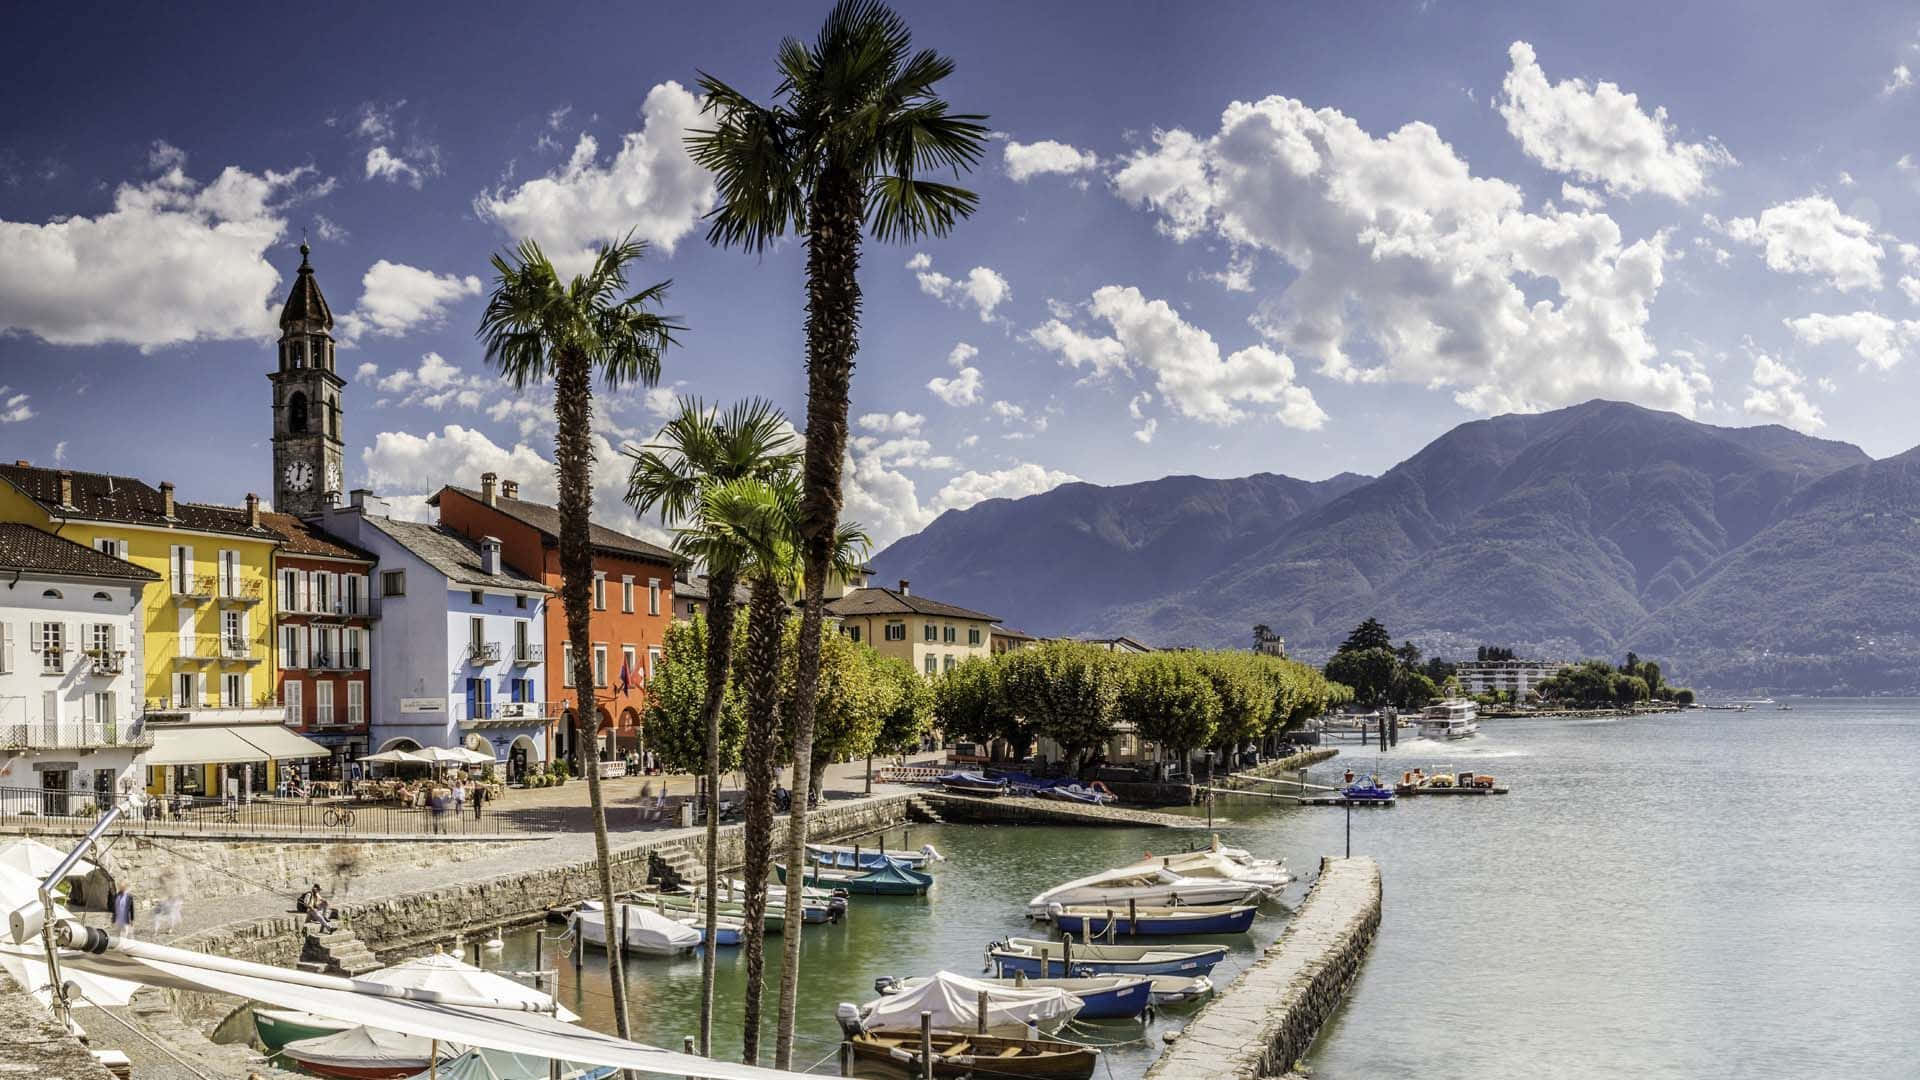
{"left": 924, "top": 791, "right": 1203, "bottom": 828}
{"left": 1147, "top": 856, "right": 1383, "bottom": 1080}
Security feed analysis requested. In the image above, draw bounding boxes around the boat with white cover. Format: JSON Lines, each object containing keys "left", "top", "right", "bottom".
{"left": 1026, "top": 862, "right": 1267, "bottom": 918}
{"left": 281, "top": 1025, "right": 452, "bottom": 1080}
{"left": 839, "top": 970, "right": 1082, "bottom": 1037}
{"left": 570, "top": 902, "right": 701, "bottom": 956}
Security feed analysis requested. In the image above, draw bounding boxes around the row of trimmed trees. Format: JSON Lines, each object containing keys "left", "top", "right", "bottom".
{"left": 932, "top": 640, "right": 1347, "bottom": 776}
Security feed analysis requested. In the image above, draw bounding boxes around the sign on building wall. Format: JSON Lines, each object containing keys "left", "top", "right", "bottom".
{"left": 398, "top": 698, "right": 446, "bottom": 714}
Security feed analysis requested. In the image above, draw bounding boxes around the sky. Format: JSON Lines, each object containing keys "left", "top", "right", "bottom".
{"left": 4, "top": 0, "right": 1920, "bottom": 550}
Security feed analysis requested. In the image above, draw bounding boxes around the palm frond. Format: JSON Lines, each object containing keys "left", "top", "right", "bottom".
{"left": 866, "top": 176, "right": 981, "bottom": 243}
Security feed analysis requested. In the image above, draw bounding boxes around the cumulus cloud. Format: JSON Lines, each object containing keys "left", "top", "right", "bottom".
{"left": 0, "top": 152, "right": 312, "bottom": 348}
{"left": 1003, "top": 139, "right": 1100, "bottom": 181}
{"left": 1498, "top": 42, "right": 1733, "bottom": 201}
{"left": 1029, "top": 318, "right": 1129, "bottom": 379}
{"left": 335, "top": 260, "right": 483, "bottom": 342}
{"left": 1718, "top": 197, "right": 1884, "bottom": 292}
{"left": 910, "top": 253, "right": 1010, "bottom": 321}
{"left": 347, "top": 101, "right": 441, "bottom": 189}
{"left": 932, "top": 464, "right": 1079, "bottom": 513}
{"left": 371, "top": 352, "right": 502, "bottom": 410}
{"left": 849, "top": 435, "right": 956, "bottom": 470}
{"left": 1111, "top": 92, "right": 1704, "bottom": 417}
{"left": 475, "top": 81, "right": 714, "bottom": 276}
{"left": 1133, "top": 418, "right": 1158, "bottom": 444}
{"left": 1032, "top": 286, "right": 1326, "bottom": 429}
{"left": 857, "top": 410, "right": 925, "bottom": 435}
{"left": 1742, "top": 351, "right": 1824, "bottom": 432}
{"left": 1559, "top": 183, "right": 1605, "bottom": 210}
{"left": 1783, "top": 310, "right": 1920, "bottom": 370}
{"left": 927, "top": 342, "right": 985, "bottom": 406}
{"left": 1884, "top": 64, "right": 1914, "bottom": 97}
{"left": 365, "top": 147, "right": 424, "bottom": 187}
{"left": 0, "top": 387, "right": 34, "bottom": 423}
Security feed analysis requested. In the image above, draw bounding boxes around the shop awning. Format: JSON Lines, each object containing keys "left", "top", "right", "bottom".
{"left": 234, "top": 725, "right": 332, "bottom": 760}
{"left": 145, "top": 726, "right": 270, "bottom": 766}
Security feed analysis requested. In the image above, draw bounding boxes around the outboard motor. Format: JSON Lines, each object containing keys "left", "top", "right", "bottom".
{"left": 835, "top": 1002, "right": 865, "bottom": 1039}
{"left": 1047, "top": 902, "right": 1065, "bottom": 921}
{"left": 873, "top": 975, "right": 900, "bottom": 995}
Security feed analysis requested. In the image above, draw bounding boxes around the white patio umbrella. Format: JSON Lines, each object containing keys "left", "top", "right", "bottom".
{"left": 411, "top": 746, "right": 476, "bottom": 766}
{"left": 0, "top": 838, "right": 96, "bottom": 880}
{"left": 361, "top": 952, "right": 578, "bottom": 1021}
{"left": 0, "top": 863, "right": 141, "bottom": 1007}
{"left": 361, "top": 749, "right": 429, "bottom": 765}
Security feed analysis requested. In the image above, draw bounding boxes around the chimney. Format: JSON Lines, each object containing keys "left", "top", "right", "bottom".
{"left": 501, "top": 479, "right": 519, "bottom": 500}
{"left": 57, "top": 470, "right": 73, "bottom": 508}
{"left": 480, "top": 472, "right": 498, "bottom": 507}
{"left": 480, "top": 536, "right": 502, "bottom": 576}
{"left": 898, "top": 579, "right": 910, "bottom": 596}
{"left": 350, "top": 488, "right": 371, "bottom": 508}
{"left": 160, "top": 481, "right": 176, "bottom": 519}
{"left": 245, "top": 493, "right": 261, "bottom": 528}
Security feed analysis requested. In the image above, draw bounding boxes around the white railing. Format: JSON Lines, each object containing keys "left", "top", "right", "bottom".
{"left": 513, "top": 643, "right": 545, "bottom": 665}
{"left": 85, "top": 649, "right": 127, "bottom": 674}
{"left": 0, "top": 719, "right": 151, "bottom": 750}
{"left": 467, "top": 641, "right": 502, "bottom": 665}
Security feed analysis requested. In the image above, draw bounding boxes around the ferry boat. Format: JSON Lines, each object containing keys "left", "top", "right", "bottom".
{"left": 1418, "top": 699, "right": 1480, "bottom": 740}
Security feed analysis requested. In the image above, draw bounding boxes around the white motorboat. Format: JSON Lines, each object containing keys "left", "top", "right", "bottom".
{"left": 840, "top": 970, "right": 1082, "bottom": 1037}
{"left": 1418, "top": 699, "right": 1480, "bottom": 740}
{"left": 1026, "top": 862, "right": 1267, "bottom": 918}
{"left": 571, "top": 902, "right": 701, "bottom": 956}
{"left": 1151, "top": 849, "right": 1292, "bottom": 890}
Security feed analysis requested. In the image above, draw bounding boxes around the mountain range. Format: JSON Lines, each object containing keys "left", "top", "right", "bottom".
{"left": 870, "top": 400, "right": 1920, "bottom": 692}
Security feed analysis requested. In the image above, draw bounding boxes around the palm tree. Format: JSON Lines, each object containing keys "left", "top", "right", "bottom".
{"left": 688, "top": 4, "right": 987, "bottom": 1062}
{"left": 625, "top": 398, "right": 798, "bottom": 1055}
{"left": 690, "top": 473, "right": 868, "bottom": 1062}
{"left": 478, "top": 235, "right": 679, "bottom": 1044}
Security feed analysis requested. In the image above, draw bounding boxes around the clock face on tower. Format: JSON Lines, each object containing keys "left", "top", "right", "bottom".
{"left": 325, "top": 462, "right": 341, "bottom": 493}
{"left": 284, "top": 461, "right": 314, "bottom": 492}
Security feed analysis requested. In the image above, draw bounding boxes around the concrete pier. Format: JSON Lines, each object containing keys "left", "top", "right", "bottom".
{"left": 1146, "top": 856, "right": 1382, "bottom": 1080}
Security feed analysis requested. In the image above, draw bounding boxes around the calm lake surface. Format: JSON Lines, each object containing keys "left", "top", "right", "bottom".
{"left": 495, "top": 700, "right": 1920, "bottom": 1079}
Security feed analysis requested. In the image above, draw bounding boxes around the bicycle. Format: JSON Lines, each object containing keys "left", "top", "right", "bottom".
{"left": 324, "top": 806, "right": 355, "bottom": 829}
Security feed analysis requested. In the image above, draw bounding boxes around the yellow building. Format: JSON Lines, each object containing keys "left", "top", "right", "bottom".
{"left": 0, "top": 463, "right": 313, "bottom": 796}
{"left": 825, "top": 579, "right": 998, "bottom": 676}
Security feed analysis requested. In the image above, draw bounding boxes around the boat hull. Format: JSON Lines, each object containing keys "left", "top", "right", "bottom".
{"left": 253, "top": 1009, "right": 349, "bottom": 1053}
{"left": 990, "top": 946, "right": 1226, "bottom": 978}
{"left": 279, "top": 1051, "right": 433, "bottom": 1080}
{"left": 806, "top": 844, "right": 933, "bottom": 870}
{"left": 1052, "top": 905, "right": 1256, "bottom": 937}
{"left": 1026, "top": 880, "right": 1264, "bottom": 918}
{"left": 882, "top": 976, "right": 1152, "bottom": 1020}
{"left": 848, "top": 1030, "right": 1097, "bottom": 1080}
{"left": 776, "top": 862, "right": 932, "bottom": 896}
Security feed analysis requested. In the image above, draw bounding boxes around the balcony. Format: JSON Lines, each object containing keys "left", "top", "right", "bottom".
{"left": 84, "top": 649, "right": 128, "bottom": 675}
{"left": 142, "top": 701, "right": 291, "bottom": 725}
{"left": 173, "top": 575, "right": 216, "bottom": 603}
{"left": 466, "top": 641, "right": 502, "bottom": 665}
{"left": 219, "top": 638, "right": 259, "bottom": 663}
{"left": 511, "top": 643, "right": 544, "bottom": 666}
{"left": 464, "top": 700, "right": 561, "bottom": 724}
{"left": 217, "top": 578, "right": 264, "bottom": 605}
{"left": 39, "top": 650, "right": 67, "bottom": 676}
{"left": 0, "top": 719, "right": 152, "bottom": 751}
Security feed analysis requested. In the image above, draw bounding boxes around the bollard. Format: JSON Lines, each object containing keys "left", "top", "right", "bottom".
{"left": 535, "top": 929, "right": 545, "bottom": 972}
{"left": 919, "top": 1012, "right": 934, "bottom": 1080}
{"left": 470, "top": 938, "right": 481, "bottom": 967}
{"left": 1062, "top": 933, "right": 1072, "bottom": 976}
{"left": 1128, "top": 898, "right": 1138, "bottom": 937}
{"left": 977, "top": 988, "right": 989, "bottom": 1034}
{"left": 1105, "top": 908, "right": 1115, "bottom": 942}
{"left": 1013, "top": 969, "right": 1026, "bottom": 987}
{"left": 839, "top": 1041, "right": 852, "bottom": 1077}
{"left": 622, "top": 904, "right": 632, "bottom": 956}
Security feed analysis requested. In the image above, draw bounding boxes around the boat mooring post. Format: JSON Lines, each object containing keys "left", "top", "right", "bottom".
{"left": 920, "top": 1012, "right": 934, "bottom": 1080}
{"left": 1128, "top": 898, "right": 1138, "bottom": 937}
{"left": 1345, "top": 799, "right": 1352, "bottom": 858}
{"left": 1062, "top": 933, "right": 1072, "bottom": 976}
{"left": 1206, "top": 788, "right": 1214, "bottom": 830}
{"left": 839, "top": 1040, "right": 852, "bottom": 1077}
{"left": 685, "top": 1035, "right": 699, "bottom": 1080}
{"left": 977, "top": 989, "right": 990, "bottom": 1034}
{"left": 534, "top": 929, "right": 545, "bottom": 985}
{"left": 621, "top": 904, "right": 631, "bottom": 956}
{"left": 469, "top": 937, "right": 481, "bottom": 967}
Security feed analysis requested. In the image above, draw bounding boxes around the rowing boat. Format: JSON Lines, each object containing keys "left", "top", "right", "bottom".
{"left": 1046, "top": 902, "right": 1257, "bottom": 936}
{"left": 776, "top": 858, "right": 932, "bottom": 896}
{"left": 988, "top": 937, "right": 1228, "bottom": 977}
{"left": 805, "top": 841, "right": 945, "bottom": 870}
{"left": 875, "top": 973, "right": 1152, "bottom": 1020}
{"left": 844, "top": 1029, "right": 1098, "bottom": 1080}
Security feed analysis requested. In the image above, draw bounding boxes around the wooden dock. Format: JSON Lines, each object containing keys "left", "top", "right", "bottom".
{"left": 1394, "top": 786, "right": 1510, "bottom": 796}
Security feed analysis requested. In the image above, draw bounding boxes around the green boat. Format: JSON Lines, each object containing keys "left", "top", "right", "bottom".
{"left": 252, "top": 1006, "right": 351, "bottom": 1052}
{"left": 621, "top": 891, "right": 785, "bottom": 933}
{"left": 776, "top": 858, "right": 932, "bottom": 896}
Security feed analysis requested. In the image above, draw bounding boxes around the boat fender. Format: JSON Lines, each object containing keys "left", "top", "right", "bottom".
{"left": 834, "top": 1002, "right": 865, "bottom": 1039}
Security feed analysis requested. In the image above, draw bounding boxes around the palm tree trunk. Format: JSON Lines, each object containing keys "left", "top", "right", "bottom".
{"left": 696, "top": 569, "right": 737, "bottom": 1056}
{"left": 738, "top": 576, "right": 782, "bottom": 1063}
{"left": 775, "top": 166, "right": 863, "bottom": 1070}
{"left": 553, "top": 345, "right": 631, "bottom": 1040}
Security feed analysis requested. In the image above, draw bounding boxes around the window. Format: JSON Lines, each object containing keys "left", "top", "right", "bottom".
{"left": 0, "top": 623, "right": 13, "bottom": 674}
{"left": 87, "top": 692, "right": 114, "bottom": 727}
{"left": 593, "top": 573, "right": 607, "bottom": 611}
{"left": 345, "top": 628, "right": 363, "bottom": 668}
{"left": 171, "top": 545, "right": 192, "bottom": 593}
{"left": 924, "top": 623, "right": 937, "bottom": 642}
{"left": 515, "top": 594, "right": 527, "bottom": 609}
{"left": 89, "top": 622, "right": 114, "bottom": 655}
{"left": 36, "top": 621, "right": 64, "bottom": 673}
{"left": 885, "top": 623, "right": 905, "bottom": 642}
{"left": 310, "top": 572, "right": 329, "bottom": 613}
{"left": 465, "top": 678, "right": 489, "bottom": 720}
{"left": 944, "top": 625, "right": 956, "bottom": 644}
{"left": 176, "top": 672, "right": 197, "bottom": 707}
{"left": 284, "top": 679, "right": 302, "bottom": 723}
{"left": 471, "top": 589, "right": 484, "bottom": 606}
{"left": 219, "top": 550, "right": 240, "bottom": 597}
{"left": 382, "top": 570, "right": 406, "bottom": 596}
{"left": 621, "top": 577, "right": 634, "bottom": 613}
{"left": 348, "top": 682, "right": 364, "bottom": 727}
{"left": 223, "top": 672, "right": 244, "bottom": 706}
{"left": 647, "top": 646, "right": 661, "bottom": 684}
{"left": 562, "top": 643, "right": 574, "bottom": 687}
{"left": 222, "top": 610, "right": 243, "bottom": 652}
{"left": 468, "top": 616, "right": 485, "bottom": 654}
{"left": 510, "top": 678, "right": 534, "bottom": 703}
{"left": 42, "top": 690, "right": 58, "bottom": 724}
{"left": 925, "top": 655, "right": 937, "bottom": 675}
{"left": 968, "top": 627, "right": 982, "bottom": 646}
{"left": 846, "top": 625, "right": 862, "bottom": 643}
{"left": 316, "top": 681, "right": 334, "bottom": 725}
{"left": 622, "top": 645, "right": 637, "bottom": 687}
{"left": 345, "top": 573, "right": 366, "bottom": 615}
{"left": 281, "top": 625, "right": 303, "bottom": 668}
{"left": 288, "top": 389, "right": 308, "bottom": 430}
{"left": 514, "top": 620, "right": 530, "bottom": 661}
{"left": 648, "top": 579, "right": 661, "bottom": 617}
{"left": 93, "top": 538, "right": 126, "bottom": 560}
{"left": 593, "top": 644, "right": 608, "bottom": 687}
{"left": 280, "top": 569, "right": 299, "bottom": 611}
{"left": 944, "top": 655, "right": 956, "bottom": 672}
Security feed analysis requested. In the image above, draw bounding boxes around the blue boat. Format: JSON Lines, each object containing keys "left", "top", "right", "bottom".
{"left": 777, "top": 858, "right": 934, "bottom": 895}
{"left": 938, "top": 771, "right": 1011, "bottom": 796}
{"left": 988, "top": 937, "right": 1228, "bottom": 977}
{"left": 875, "top": 974, "right": 1153, "bottom": 1020}
{"left": 1049, "top": 903, "right": 1256, "bottom": 937}
{"left": 1340, "top": 777, "right": 1396, "bottom": 802}
{"left": 805, "top": 842, "right": 942, "bottom": 871}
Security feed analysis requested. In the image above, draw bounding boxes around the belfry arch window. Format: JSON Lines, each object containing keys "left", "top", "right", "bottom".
{"left": 288, "top": 391, "right": 308, "bottom": 434}
{"left": 329, "top": 396, "right": 340, "bottom": 438}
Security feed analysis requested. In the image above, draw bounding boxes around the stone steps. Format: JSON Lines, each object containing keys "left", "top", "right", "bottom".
{"left": 303, "top": 929, "right": 381, "bottom": 976}
{"left": 906, "top": 795, "right": 945, "bottom": 824}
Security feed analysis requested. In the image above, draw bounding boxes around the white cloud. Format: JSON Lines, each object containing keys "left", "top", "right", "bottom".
{"left": 989, "top": 400, "right": 1026, "bottom": 422}
{"left": 857, "top": 410, "right": 925, "bottom": 436}
{"left": 1133, "top": 418, "right": 1158, "bottom": 444}
{"left": 1719, "top": 196, "right": 1884, "bottom": 291}
{"left": 1127, "top": 391, "right": 1152, "bottom": 420}
{"left": 1035, "top": 285, "right": 1327, "bottom": 429}
{"left": 913, "top": 255, "right": 1011, "bottom": 321}
{"left": 932, "top": 464, "right": 1079, "bottom": 513}
{"left": 1903, "top": 276, "right": 1920, "bottom": 305}
{"left": 148, "top": 141, "right": 187, "bottom": 171}
{"left": 1029, "top": 319, "right": 1129, "bottom": 378}
{"left": 312, "top": 214, "right": 349, "bottom": 242}
{"left": 371, "top": 351, "right": 505, "bottom": 410}
{"left": 0, "top": 155, "right": 309, "bottom": 348}
{"left": 1113, "top": 92, "right": 1700, "bottom": 417}
{"left": 926, "top": 342, "right": 985, "bottom": 406}
{"left": 475, "top": 81, "right": 714, "bottom": 276}
{"left": 1783, "top": 310, "right": 1920, "bottom": 370}
{"left": 848, "top": 435, "right": 956, "bottom": 470}
{"left": 354, "top": 361, "right": 379, "bottom": 381}
{"left": 1498, "top": 41, "right": 1733, "bottom": 201}
{"left": 1003, "top": 139, "right": 1100, "bottom": 182}
{"left": 0, "top": 387, "right": 34, "bottom": 423}
{"left": 52, "top": 440, "right": 66, "bottom": 463}
{"left": 1559, "top": 183, "right": 1605, "bottom": 210}
{"left": 842, "top": 452, "right": 933, "bottom": 548}
{"left": 365, "top": 146, "right": 423, "bottom": 188}
{"left": 1742, "top": 351, "right": 1823, "bottom": 432}
{"left": 1884, "top": 64, "right": 1914, "bottom": 97}
{"left": 335, "top": 260, "right": 483, "bottom": 342}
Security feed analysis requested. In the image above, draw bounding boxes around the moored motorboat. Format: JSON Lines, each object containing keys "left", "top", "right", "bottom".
{"left": 719, "top": 879, "right": 844, "bottom": 922}
{"left": 777, "top": 858, "right": 933, "bottom": 896}
{"left": 254, "top": 1006, "right": 352, "bottom": 1053}
{"left": 988, "top": 937, "right": 1228, "bottom": 977}
{"left": 1047, "top": 902, "right": 1257, "bottom": 937}
{"left": 281, "top": 1025, "right": 451, "bottom": 1080}
{"left": 397, "top": 1048, "right": 614, "bottom": 1080}
{"left": 1340, "top": 777, "right": 1396, "bottom": 802}
{"left": 1026, "top": 863, "right": 1267, "bottom": 917}
{"left": 806, "top": 841, "right": 945, "bottom": 870}
{"left": 1151, "top": 848, "right": 1291, "bottom": 890}
{"left": 254, "top": 951, "right": 575, "bottom": 1052}
{"left": 622, "top": 891, "right": 786, "bottom": 934}
{"left": 842, "top": 970, "right": 1082, "bottom": 1036}
{"left": 570, "top": 902, "right": 701, "bottom": 956}
{"left": 1145, "top": 974, "right": 1214, "bottom": 1005}
{"left": 937, "top": 771, "right": 1011, "bottom": 796}
{"left": 875, "top": 973, "right": 1152, "bottom": 1020}
{"left": 844, "top": 1028, "right": 1098, "bottom": 1080}
{"left": 676, "top": 911, "right": 749, "bottom": 946}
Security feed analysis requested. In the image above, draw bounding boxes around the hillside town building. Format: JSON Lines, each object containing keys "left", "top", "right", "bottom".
{"left": 826, "top": 580, "right": 998, "bottom": 676}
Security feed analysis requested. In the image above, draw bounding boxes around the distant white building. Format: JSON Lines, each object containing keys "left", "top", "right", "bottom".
{"left": 0, "top": 522, "right": 158, "bottom": 813}
{"left": 1455, "top": 659, "right": 1565, "bottom": 699}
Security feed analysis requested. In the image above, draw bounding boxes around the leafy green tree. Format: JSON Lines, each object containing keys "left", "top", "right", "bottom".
{"left": 479, "top": 235, "right": 678, "bottom": 1043}
{"left": 1393, "top": 670, "right": 1439, "bottom": 709}
{"left": 1672, "top": 687, "right": 1696, "bottom": 705}
{"left": 690, "top": 6, "right": 989, "bottom": 1059}
{"left": 1116, "top": 653, "right": 1219, "bottom": 776}
{"left": 779, "top": 620, "right": 890, "bottom": 792}
{"left": 1192, "top": 652, "right": 1273, "bottom": 763}
{"left": 1339, "top": 617, "right": 1393, "bottom": 654}
{"left": 1000, "top": 641, "right": 1122, "bottom": 769}
{"left": 873, "top": 657, "right": 934, "bottom": 758}
{"left": 933, "top": 659, "right": 1027, "bottom": 758}
{"left": 1611, "top": 674, "right": 1650, "bottom": 705}
{"left": 643, "top": 617, "right": 745, "bottom": 773}
{"left": 1325, "top": 646, "right": 1399, "bottom": 706}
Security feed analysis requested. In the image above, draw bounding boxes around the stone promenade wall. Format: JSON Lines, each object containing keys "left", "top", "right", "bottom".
{"left": 98, "top": 833, "right": 539, "bottom": 906}
{"left": 1145, "top": 856, "right": 1382, "bottom": 1080}
{"left": 0, "top": 973, "right": 115, "bottom": 1080}
{"left": 924, "top": 792, "right": 1201, "bottom": 828}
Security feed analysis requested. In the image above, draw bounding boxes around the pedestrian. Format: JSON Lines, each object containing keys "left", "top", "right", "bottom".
{"left": 471, "top": 782, "right": 486, "bottom": 820}
{"left": 307, "top": 898, "right": 337, "bottom": 934}
{"left": 111, "top": 885, "right": 136, "bottom": 940}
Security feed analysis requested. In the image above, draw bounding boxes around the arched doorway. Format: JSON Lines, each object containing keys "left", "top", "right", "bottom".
{"left": 556, "top": 711, "right": 574, "bottom": 771}
{"left": 617, "top": 707, "right": 641, "bottom": 768}
{"left": 377, "top": 737, "right": 421, "bottom": 752}
{"left": 508, "top": 734, "right": 540, "bottom": 783}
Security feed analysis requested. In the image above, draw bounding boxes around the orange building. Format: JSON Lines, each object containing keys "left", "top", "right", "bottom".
{"left": 432, "top": 473, "right": 675, "bottom": 765}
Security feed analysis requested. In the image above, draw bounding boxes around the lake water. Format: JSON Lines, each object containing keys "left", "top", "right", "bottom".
{"left": 498, "top": 700, "right": 1920, "bottom": 1079}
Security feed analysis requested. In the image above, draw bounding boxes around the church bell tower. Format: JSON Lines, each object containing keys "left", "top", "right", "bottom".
{"left": 269, "top": 243, "right": 346, "bottom": 517}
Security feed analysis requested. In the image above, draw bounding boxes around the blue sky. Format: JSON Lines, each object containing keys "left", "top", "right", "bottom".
{"left": 5, "top": 0, "right": 1920, "bottom": 549}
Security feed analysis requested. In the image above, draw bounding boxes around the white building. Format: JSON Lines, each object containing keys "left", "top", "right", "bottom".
{"left": 0, "top": 522, "right": 158, "bottom": 813}
{"left": 1454, "top": 659, "right": 1565, "bottom": 699}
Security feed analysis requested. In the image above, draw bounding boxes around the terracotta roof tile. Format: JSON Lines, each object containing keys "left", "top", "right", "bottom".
{"left": 0, "top": 522, "right": 159, "bottom": 581}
